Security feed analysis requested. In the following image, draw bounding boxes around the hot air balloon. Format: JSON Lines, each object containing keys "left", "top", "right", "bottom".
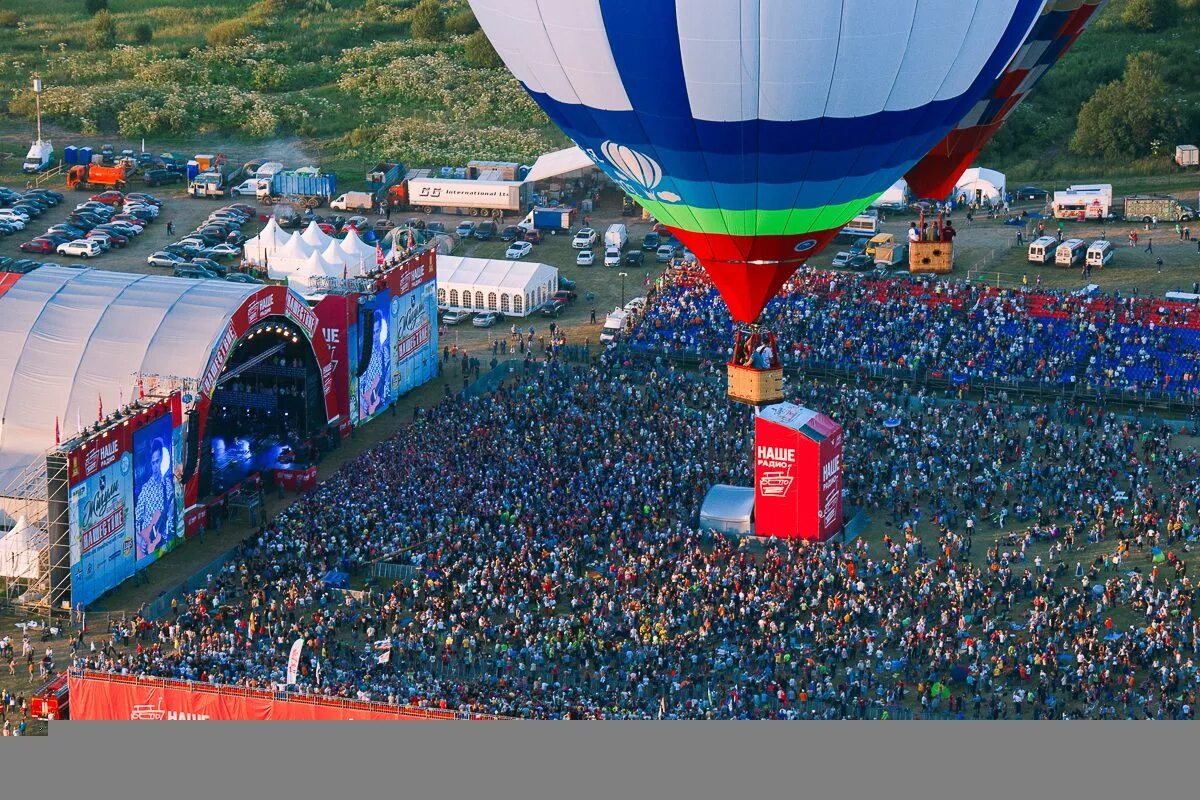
{"left": 470, "top": 0, "right": 1045, "bottom": 401}
{"left": 906, "top": 0, "right": 1109, "bottom": 203}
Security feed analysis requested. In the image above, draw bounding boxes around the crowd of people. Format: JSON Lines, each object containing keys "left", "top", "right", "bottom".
{"left": 629, "top": 268, "right": 1200, "bottom": 400}
{"left": 74, "top": 351, "right": 1200, "bottom": 720}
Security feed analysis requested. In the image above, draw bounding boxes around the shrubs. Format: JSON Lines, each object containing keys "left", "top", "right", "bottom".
{"left": 84, "top": 0, "right": 108, "bottom": 15}
{"left": 86, "top": 9, "right": 117, "bottom": 50}
{"left": 409, "top": 0, "right": 444, "bottom": 40}
{"left": 446, "top": 10, "right": 479, "bottom": 35}
{"left": 0, "top": 11, "right": 19, "bottom": 28}
{"left": 465, "top": 30, "right": 502, "bottom": 69}
{"left": 206, "top": 19, "right": 250, "bottom": 48}
{"left": 132, "top": 22, "right": 153, "bottom": 44}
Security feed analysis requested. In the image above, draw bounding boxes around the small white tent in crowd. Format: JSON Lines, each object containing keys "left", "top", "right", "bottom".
{"left": 873, "top": 179, "right": 910, "bottom": 209}
{"left": 436, "top": 256, "right": 558, "bottom": 318}
{"left": 954, "top": 167, "right": 1007, "bottom": 205}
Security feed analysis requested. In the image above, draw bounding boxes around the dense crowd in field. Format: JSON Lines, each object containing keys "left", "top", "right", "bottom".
{"left": 75, "top": 350, "right": 1200, "bottom": 720}
{"left": 629, "top": 267, "right": 1200, "bottom": 400}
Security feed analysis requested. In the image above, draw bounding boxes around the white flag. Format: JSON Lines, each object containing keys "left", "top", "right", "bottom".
{"left": 286, "top": 638, "right": 303, "bottom": 685}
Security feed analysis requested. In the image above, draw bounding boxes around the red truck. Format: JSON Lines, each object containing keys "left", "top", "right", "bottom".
{"left": 66, "top": 163, "right": 130, "bottom": 191}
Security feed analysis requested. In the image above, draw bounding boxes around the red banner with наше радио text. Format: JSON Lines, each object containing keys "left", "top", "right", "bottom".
{"left": 67, "top": 671, "right": 501, "bottom": 722}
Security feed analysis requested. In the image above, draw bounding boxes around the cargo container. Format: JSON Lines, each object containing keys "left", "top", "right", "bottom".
{"left": 1123, "top": 195, "right": 1195, "bottom": 223}
{"left": 66, "top": 163, "right": 130, "bottom": 191}
{"left": 405, "top": 177, "right": 527, "bottom": 217}
{"left": 519, "top": 206, "right": 574, "bottom": 232}
{"left": 365, "top": 161, "right": 404, "bottom": 194}
{"left": 264, "top": 171, "right": 337, "bottom": 208}
{"left": 1176, "top": 145, "right": 1198, "bottom": 168}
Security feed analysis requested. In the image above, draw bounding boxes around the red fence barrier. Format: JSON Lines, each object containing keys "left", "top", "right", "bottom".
{"left": 68, "top": 670, "right": 505, "bottom": 722}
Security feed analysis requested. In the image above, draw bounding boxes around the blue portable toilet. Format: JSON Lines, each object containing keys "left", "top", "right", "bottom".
{"left": 63, "top": 146, "right": 78, "bottom": 166}
{"left": 79, "top": 146, "right": 93, "bottom": 165}
{"left": 186, "top": 160, "right": 200, "bottom": 181}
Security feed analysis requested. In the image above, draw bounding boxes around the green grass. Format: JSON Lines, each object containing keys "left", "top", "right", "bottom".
{"left": 0, "top": 0, "right": 557, "bottom": 170}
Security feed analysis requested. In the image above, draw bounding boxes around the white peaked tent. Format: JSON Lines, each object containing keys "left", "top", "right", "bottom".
{"left": 286, "top": 251, "right": 335, "bottom": 296}
{"left": 955, "top": 167, "right": 1006, "bottom": 204}
{"left": 339, "top": 228, "right": 378, "bottom": 267}
{"left": 244, "top": 217, "right": 290, "bottom": 264}
{"left": 266, "top": 232, "right": 319, "bottom": 281}
{"left": 0, "top": 515, "right": 44, "bottom": 580}
{"left": 301, "top": 220, "right": 332, "bottom": 249}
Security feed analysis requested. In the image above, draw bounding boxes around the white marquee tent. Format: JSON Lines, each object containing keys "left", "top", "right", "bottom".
{"left": 954, "top": 167, "right": 1007, "bottom": 205}
{"left": 244, "top": 217, "right": 290, "bottom": 264}
{"left": 436, "top": 256, "right": 558, "bottom": 318}
{"left": 0, "top": 266, "right": 261, "bottom": 489}
{"left": 524, "top": 146, "right": 597, "bottom": 184}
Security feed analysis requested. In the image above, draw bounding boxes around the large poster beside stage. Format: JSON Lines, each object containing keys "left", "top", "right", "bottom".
{"left": 354, "top": 288, "right": 393, "bottom": 424}
{"left": 350, "top": 251, "right": 438, "bottom": 425}
{"left": 390, "top": 272, "right": 438, "bottom": 401}
{"left": 68, "top": 435, "right": 135, "bottom": 608}
{"left": 132, "top": 413, "right": 184, "bottom": 565}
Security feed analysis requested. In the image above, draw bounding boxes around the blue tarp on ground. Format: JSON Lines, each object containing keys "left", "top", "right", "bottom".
{"left": 323, "top": 570, "right": 350, "bottom": 589}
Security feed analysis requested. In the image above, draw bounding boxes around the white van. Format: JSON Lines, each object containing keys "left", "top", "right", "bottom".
{"left": 604, "top": 223, "right": 628, "bottom": 251}
{"left": 1055, "top": 238, "right": 1086, "bottom": 266}
{"left": 1027, "top": 236, "right": 1057, "bottom": 264}
{"left": 599, "top": 308, "right": 629, "bottom": 343}
{"left": 1086, "top": 240, "right": 1113, "bottom": 268}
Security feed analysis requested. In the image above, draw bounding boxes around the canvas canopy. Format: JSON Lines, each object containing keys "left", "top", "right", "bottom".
{"left": 436, "top": 256, "right": 558, "bottom": 318}
{"left": 699, "top": 485, "right": 755, "bottom": 536}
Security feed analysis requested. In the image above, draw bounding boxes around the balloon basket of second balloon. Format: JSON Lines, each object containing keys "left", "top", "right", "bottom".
{"left": 909, "top": 242, "right": 954, "bottom": 274}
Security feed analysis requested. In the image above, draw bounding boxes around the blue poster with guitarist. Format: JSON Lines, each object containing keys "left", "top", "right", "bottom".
{"left": 133, "top": 414, "right": 180, "bottom": 564}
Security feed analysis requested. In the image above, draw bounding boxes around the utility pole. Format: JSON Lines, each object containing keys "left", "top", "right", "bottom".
{"left": 618, "top": 272, "right": 628, "bottom": 308}
{"left": 32, "top": 72, "right": 43, "bottom": 143}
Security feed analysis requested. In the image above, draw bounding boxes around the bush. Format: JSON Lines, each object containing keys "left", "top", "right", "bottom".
{"left": 465, "top": 30, "right": 503, "bottom": 69}
{"left": 133, "top": 22, "right": 154, "bottom": 44}
{"left": 1121, "top": 0, "right": 1174, "bottom": 30}
{"left": 86, "top": 9, "right": 117, "bottom": 50}
{"left": 446, "top": 9, "right": 478, "bottom": 35}
{"left": 409, "top": 0, "right": 443, "bottom": 40}
{"left": 0, "top": 11, "right": 18, "bottom": 27}
{"left": 84, "top": 0, "right": 108, "bottom": 15}
{"left": 207, "top": 19, "right": 250, "bottom": 48}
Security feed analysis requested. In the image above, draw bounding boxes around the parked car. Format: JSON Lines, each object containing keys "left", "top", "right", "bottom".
{"left": 831, "top": 251, "right": 852, "bottom": 267}
{"left": 557, "top": 276, "right": 576, "bottom": 291}
{"left": 455, "top": 221, "right": 476, "bottom": 238}
{"left": 57, "top": 239, "right": 103, "bottom": 258}
{"left": 642, "top": 232, "right": 661, "bottom": 250}
{"left": 143, "top": 169, "right": 182, "bottom": 187}
{"left": 205, "top": 243, "right": 242, "bottom": 259}
{"left": 655, "top": 244, "right": 676, "bottom": 262}
{"left": 125, "top": 192, "right": 162, "bottom": 207}
{"left": 46, "top": 224, "right": 86, "bottom": 238}
{"left": 472, "top": 311, "right": 499, "bottom": 328}
{"left": 189, "top": 257, "right": 226, "bottom": 275}
{"left": 848, "top": 237, "right": 870, "bottom": 257}
{"left": 846, "top": 253, "right": 874, "bottom": 271}
{"left": 523, "top": 229, "right": 542, "bottom": 244}
{"left": 506, "top": 241, "right": 533, "bottom": 260}
{"left": 442, "top": 309, "right": 472, "bottom": 325}
{"left": 0, "top": 256, "right": 13, "bottom": 271}
{"left": 474, "top": 221, "right": 497, "bottom": 240}
{"left": 553, "top": 289, "right": 577, "bottom": 304}
{"left": 625, "top": 250, "right": 644, "bottom": 266}
{"left": 174, "top": 266, "right": 219, "bottom": 280}
{"left": 540, "top": 298, "right": 568, "bottom": 318}
{"left": 425, "top": 221, "right": 446, "bottom": 234}
{"left": 572, "top": 228, "right": 597, "bottom": 249}
{"left": 83, "top": 232, "right": 113, "bottom": 251}
{"left": 89, "top": 190, "right": 125, "bottom": 206}
{"left": 147, "top": 251, "right": 188, "bottom": 268}
{"left": 19, "top": 238, "right": 58, "bottom": 254}
{"left": 373, "top": 218, "right": 395, "bottom": 233}
{"left": 93, "top": 230, "right": 128, "bottom": 247}
{"left": 576, "top": 249, "right": 595, "bottom": 266}
{"left": 1015, "top": 186, "right": 1050, "bottom": 202}
{"left": 500, "top": 226, "right": 522, "bottom": 242}
{"left": 4, "top": 259, "right": 42, "bottom": 274}
{"left": 224, "top": 272, "right": 264, "bottom": 284}
{"left": 25, "top": 189, "right": 62, "bottom": 205}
